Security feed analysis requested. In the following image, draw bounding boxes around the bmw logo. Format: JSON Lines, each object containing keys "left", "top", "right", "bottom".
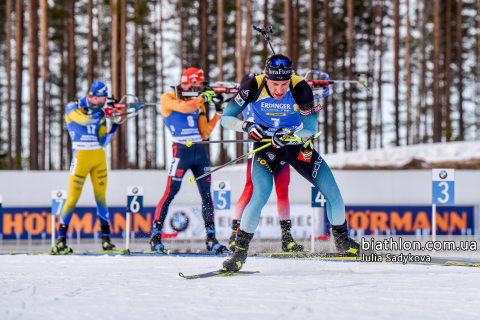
{"left": 56, "top": 191, "right": 63, "bottom": 198}
{"left": 132, "top": 187, "right": 139, "bottom": 194}
{"left": 219, "top": 182, "right": 225, "bottom": 189}
{"left": 439, "top": 170, "right": 448, "bottom": 180}
{"left": 170, "top": 211, "right": 189, "bottom": 232}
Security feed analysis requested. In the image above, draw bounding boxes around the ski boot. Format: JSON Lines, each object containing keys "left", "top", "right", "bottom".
{"left": 51, "top": 224, "right": 73, "bottom": 254}
{"left": 221, "top": 229, "right": 254, "bottom": 273}
{"left": 206, "top": 223, "right": 227, "bottom": 254}
{"left": 149, "top": 221, "right": 167, "bottom": 253}
{"left": 101, "top": 235, "right": 116, "bottom": 250}
{"left": 280, "top": 220, "right": 305, "bottom": 252}
{"left": 228, "top": 220, "right": 240, "bottom": 252}
{"left": 101, "top": 225, "right": 116, "bottom": 251}
{"left": 331, "top": 221, "right": 360, "bottom": 256}
{"left": 51, "top": 236, "right": 73, "bottom": 254}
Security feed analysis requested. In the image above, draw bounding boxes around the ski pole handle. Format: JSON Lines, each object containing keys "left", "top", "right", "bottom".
{"left": 188, "top": 131, "right": 322, "bottom": 183}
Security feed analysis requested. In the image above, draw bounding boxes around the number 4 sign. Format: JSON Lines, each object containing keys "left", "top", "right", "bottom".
{"left": 311, "top": 187, "right": 326, "bottom": 207}
{"left": 432, "top": 169, "right": 455, "bottom": 205}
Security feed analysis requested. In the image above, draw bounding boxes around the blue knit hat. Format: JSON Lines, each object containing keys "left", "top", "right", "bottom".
{"left": 88, "top": 81, "right": 108, "bottom": 97}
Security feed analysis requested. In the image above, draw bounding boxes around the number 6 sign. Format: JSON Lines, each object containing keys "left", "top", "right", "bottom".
{"left": 432, "top": 169, "right": 454, "bottom": 205}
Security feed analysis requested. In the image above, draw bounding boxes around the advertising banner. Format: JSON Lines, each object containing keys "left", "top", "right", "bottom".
{"left": 0, "top": 205, "right": 476, "bottom": 240}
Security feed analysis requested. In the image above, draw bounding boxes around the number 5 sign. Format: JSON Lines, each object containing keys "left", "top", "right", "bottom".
{"left": 213, "top": 181, "right": 231, "bottom": 210}
{"left": 432, "top": 169, "right": 454, "bottom": 205}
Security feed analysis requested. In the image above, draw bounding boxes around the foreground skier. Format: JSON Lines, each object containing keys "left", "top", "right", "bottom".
{"left": 229, "top": 73, "right": 304, "bottom": 253}
{"left": 220, "top": 55, "right": 359, "bottom": 272}
{"left": 56, "top": 81, "right": 120, "bottom": 252}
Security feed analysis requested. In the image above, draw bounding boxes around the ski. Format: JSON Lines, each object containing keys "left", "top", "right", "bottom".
{"left": 132, "top": 251, "right": 229, "bottom": 256}
{"left": 84, "top": 249, "right": 131, "bottom": 255}
{"left": 266, "top": 252, "right": 361, "bottom": 261}
{"left": 179, "top": 270, "right": 260, "bottom": 280}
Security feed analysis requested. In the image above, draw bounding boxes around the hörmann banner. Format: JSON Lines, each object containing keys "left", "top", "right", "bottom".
{"left": 0, "top": 205, "right": 476, "bottom": 240}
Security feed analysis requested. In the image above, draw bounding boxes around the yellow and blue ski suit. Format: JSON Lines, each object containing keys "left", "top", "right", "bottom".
{"left": 60, "top": 97, "right": 118, "bottom": 235}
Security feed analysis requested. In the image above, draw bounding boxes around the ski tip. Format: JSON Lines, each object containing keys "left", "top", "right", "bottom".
{"left": 179, "top": 272, "right": 185, "bottom": 278}
{"left": 189, "top": 177, "right": 195, "bottom": 183}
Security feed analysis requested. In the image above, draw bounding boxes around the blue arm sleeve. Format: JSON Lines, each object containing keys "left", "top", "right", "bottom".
{"left": 296, "top": 112, "right": 318, "bottom": 138}
{"left": 220, "top": 98, "right": 247, "bottom": 133}
{"left": 100, "top": 123, "right": 119, "bottom": 147}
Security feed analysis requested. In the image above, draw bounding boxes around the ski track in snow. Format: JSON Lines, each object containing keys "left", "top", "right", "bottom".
{"left": 0, "top": 255, "right": 480, "bottom": 320}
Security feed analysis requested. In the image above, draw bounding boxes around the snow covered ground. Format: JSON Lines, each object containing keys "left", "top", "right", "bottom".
{"left": 322, "top": 140, "right": 480, "bottom": 169}
{"left": 1, "top": 255, "right": 480, "bottom": 320}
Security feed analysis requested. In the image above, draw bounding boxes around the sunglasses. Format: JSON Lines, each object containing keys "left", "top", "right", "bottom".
{"left": 268, "top": 58, "right": 293, "bottom": 69}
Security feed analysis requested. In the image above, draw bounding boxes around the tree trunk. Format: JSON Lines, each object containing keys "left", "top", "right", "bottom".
{"left": 347, "top": 0, "right": 353, "bottom": 151}
{"left": 200, "top": 0, "right": 208, "bottom": 75}
{"left": 97, "top": 0, "right": 102, "bottom": 79}
{"left": 284, "top": 0, "right": 293, "bottom": 57}
{"left": 342, "top": 52, "right": 347, "bottom": 152}
{"left": 444, "top": 0, "right": 452, "bottom": 141}
{"left": 414, "top": 0, "right": 425, "bottom": 144}
{"left": 66, "top": 0, "right": 75, "bottom": 166}
{"left": 323, "top": 0, "right": 329, "bottom": 153}
{"left": 376, "top": 0, "right": 384, "bottom": 148}
{"left": 134, "top": 0, "right": 140, "bottom": 169}
{"left": 245, "top": 0, "right": 252, "bottom": 73}
{"left": 405, "top": 0, "right": 411, "bottom": 145}
{"left": 6, "top": 0, "right": 12, "bottom": 168}
{"left": 15, "top": 0, "right": 24, "bottom": 169}
{"left": 159, "top": 0, "right": 165, "bottom": 169}
{"left": 236, "top": 0, "right": 244, "bottom": 158}
{"left": 366, "top": 0, "right": 374, "bottom": 150}
{"left": 457, "top": 0, "right": 464, "bottom": 140}
{"left": 217, "top": 0, "right": 225, "bottom": 164}
{"left": 179, "top": 0, "right": 184, "bottom": 71}
{"left": 88, "top": 0, "right": 94, "bottom": 86}
{"left": 40, "top": 0, "right": 49, "bottom": 170}
{"left": 60, "top": 37, "right": 66, "bottom": 170}
{"left": 111, "top": 0, "right": 120, "bottom": 169}
{"left": 120, "top": 0, "right": 127, "bottom": 168}
{"left": 263, "top": 0, "right": 268, "bottom": 61}
{"left": 28, "top": 0, "right": 39, "bottom": 170}
{"left": 476, "top": 0, "right": 480, "bottom": 140}
{"left": 393, "top": 0, "right": 400, "bottom": 146}
{"left": 152, "top": 0, "right": 161, "bottom": 169}
{"left": 477, "top": 0, "right": 480, "bottom": 140}
{"left": 433, "top": 0, "right": 442, "bottom": 142}
{"left": 292, "top": 0, "right": 299, "bottom": 68}
{"left": 308, "top": 0, "right": 313, "bottom": 73}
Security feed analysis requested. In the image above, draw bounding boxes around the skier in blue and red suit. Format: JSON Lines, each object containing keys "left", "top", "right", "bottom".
{"left": 150, "top": 67, "right": 227, "bottom": 254}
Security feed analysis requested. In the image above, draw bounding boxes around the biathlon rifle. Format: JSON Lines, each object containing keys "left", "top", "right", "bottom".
{"left": 305, "top": 70, "right": 371, "bottom": 99}
{"left": 104, "top": 94, "right": 146, "bottom": 124}
{"left": 253, "top": 25, "right": 275, "bottom": 54}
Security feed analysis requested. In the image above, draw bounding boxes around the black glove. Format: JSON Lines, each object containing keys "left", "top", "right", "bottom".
{"left": 213, "top": 95, "right": 225, "bottom": 115}
{"left": 242, "top": 121, "right": 269, "bottom": 141}
{"left": 271, "top": 128, "right": 292, "bottom": 148}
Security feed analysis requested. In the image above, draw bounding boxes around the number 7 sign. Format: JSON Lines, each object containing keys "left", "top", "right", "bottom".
{"left": 432, "top": 169, "right": 454, "bottom": 205}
